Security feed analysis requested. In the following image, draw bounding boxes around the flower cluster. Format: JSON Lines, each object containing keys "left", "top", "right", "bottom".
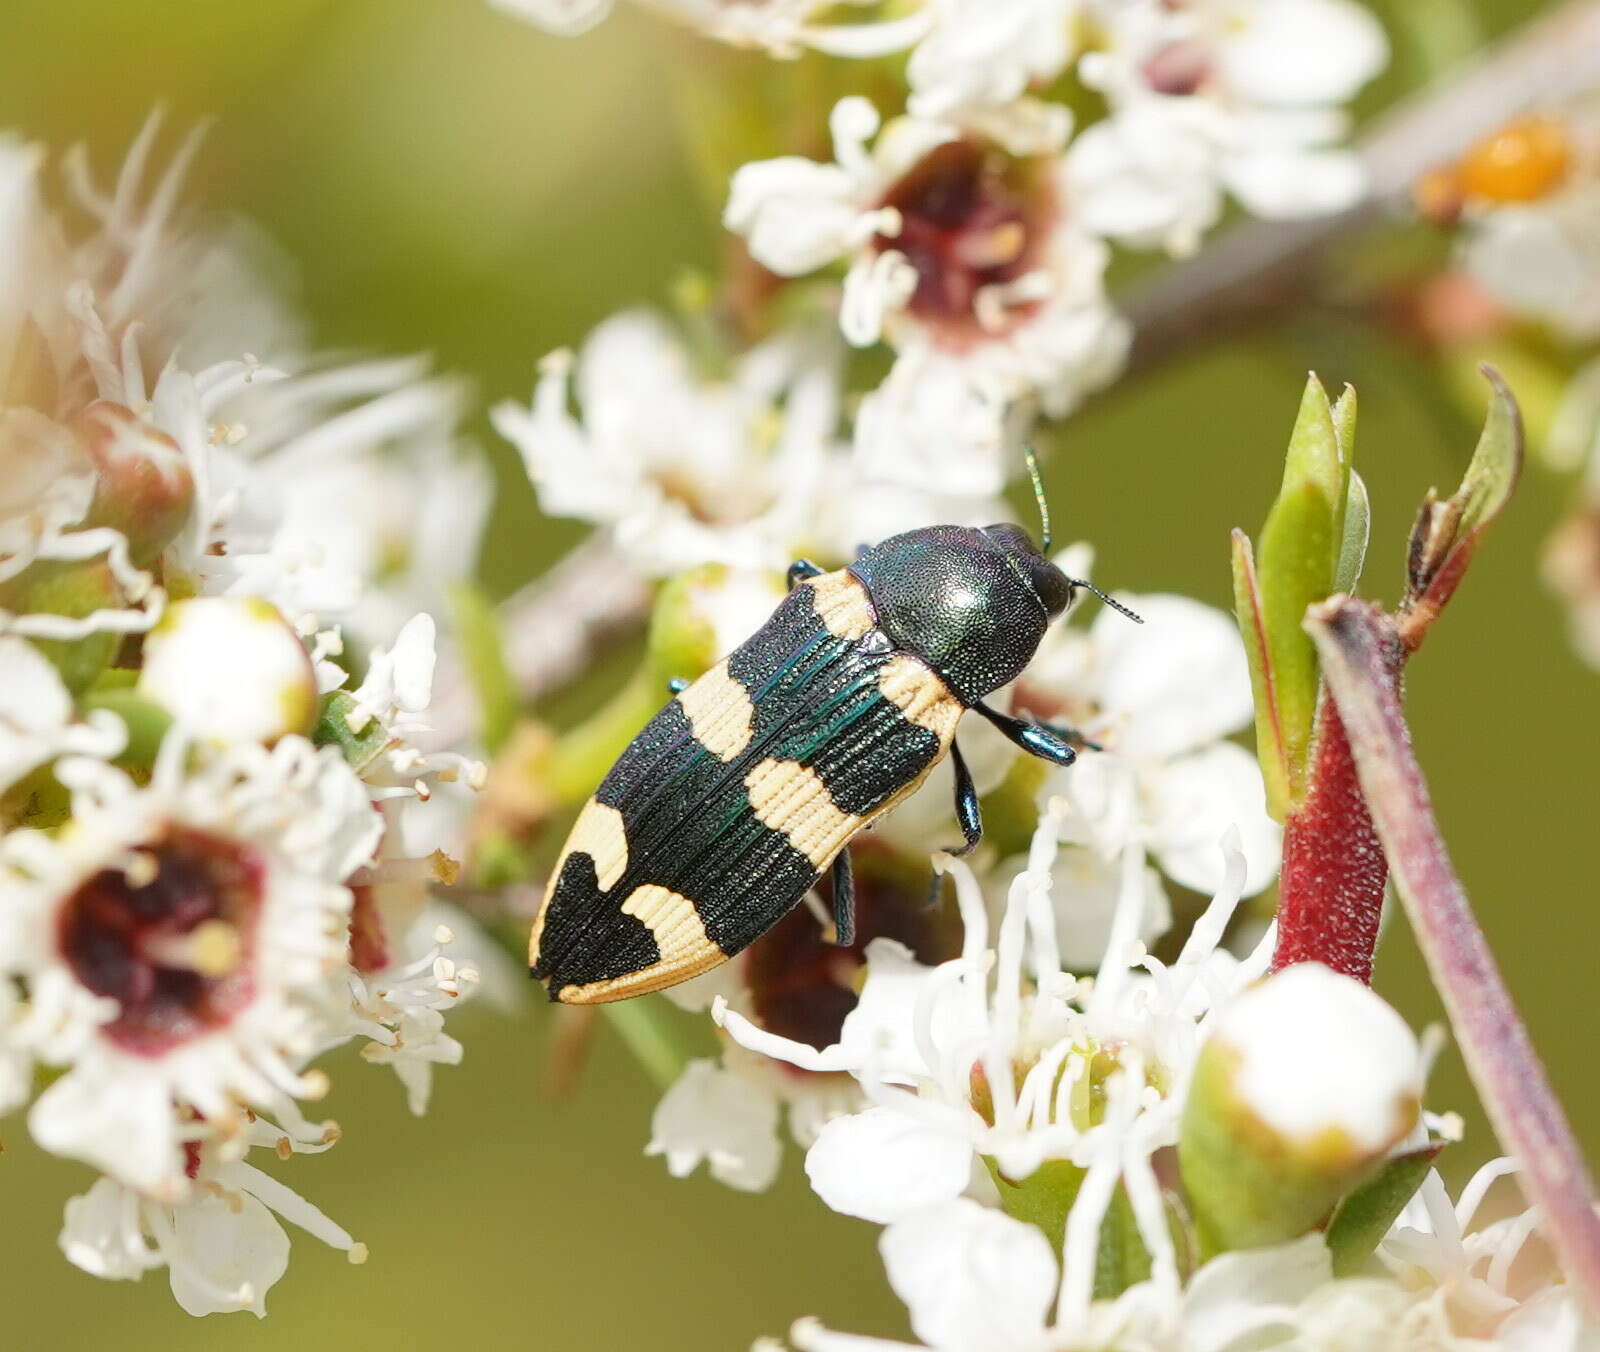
{"left": 728, "top": 815, "right": 1580, "bottom": 1351}
{"left": 0, "top": 122, "right": 500, "bottom": 1315}
{"left": 491, "top": 0, "right": 1389, "bottom": 572}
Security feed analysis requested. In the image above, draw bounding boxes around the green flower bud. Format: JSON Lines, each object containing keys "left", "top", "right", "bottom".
{"left": 72, "top": 401, "right": 194, "bottom": 566}
{"left": 0, "top": 560, "right": 125, "bottom": 693}
{"left": 1180, "top": 963, "right": 1421, "bottom": 1257}
{"left": 138, "top": 597, "right": 318, "bottom": 743}
{"left": 646, "top": 563, "right": 785, "bottom": 683}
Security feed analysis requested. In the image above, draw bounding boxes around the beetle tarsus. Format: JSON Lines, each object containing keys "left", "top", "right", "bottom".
{"left": 1039, "top": 718, "right": 1101, "bottom": 754}
{"left": 666, "top": 676, "right": 689, "bottom": 694}
{"left": 829, "top": 846, "right": 856, "bottom": 946}
{"left": 974, "top": 701, "right": 1078, "bottom": 767}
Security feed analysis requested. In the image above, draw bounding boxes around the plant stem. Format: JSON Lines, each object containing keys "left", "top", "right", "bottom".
{"left": 1272, "top": 695, "right": 1390, "bottom": 983}
{"left": 1308, "top": 596, "right": 1600, "bottom": 1319}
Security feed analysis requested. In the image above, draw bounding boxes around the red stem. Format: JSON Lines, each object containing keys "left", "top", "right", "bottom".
{"left": 1271, "top": 693, "right": 1390, "bottom": 983}
{"left": 1309, "top": 597, "right": 1600, "bottom": 1319}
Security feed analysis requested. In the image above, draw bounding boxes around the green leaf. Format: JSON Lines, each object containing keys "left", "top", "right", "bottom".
{"left": 1327, "top": 1143, "right": 1441, "bottom": 1277}
{"left": 450, "top": 581, "right": 519, "bottom": 756}
{"left": 312, "top": 691, "right": 392, "bottom": 773}
{"left": 1400, "top": 367, "right": 1524, "bottom": 647}
{"left": 1232, "top": 531, "right": 1291, "bottom": 823}
{"left": 1335, "top": 469, "right": 1371, "bottom": 595}
{"left": 1456, "top": 367, "right": 1523, "bottom": 541}
{"left": 1248, "top": 375, "right": 1352, "bottom": 808}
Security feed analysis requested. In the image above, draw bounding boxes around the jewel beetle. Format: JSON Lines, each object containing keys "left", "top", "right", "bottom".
{"left": 529, "top": 478, "right": 1138, "bottom": 1004}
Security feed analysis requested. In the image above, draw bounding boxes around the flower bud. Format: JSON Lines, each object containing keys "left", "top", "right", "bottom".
{"left": 0, "top": 560, "right": 125, "bottom": 693}
{"left": 1179, "top": 963, "right": 1420, "bottom": 1256}
{"left": 139, "top": 597, "right": 317, "bottom": 743}
{"left": 72, "top": 402, "right": 194, "bottom": 566}
{"left": 646, "top": 563, "right": 785, "bottom": 682}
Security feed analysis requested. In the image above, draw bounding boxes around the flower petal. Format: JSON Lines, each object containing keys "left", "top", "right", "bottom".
{"left": 880, "top": 1198, "right": 1057, "bottom": 1352}
{"left": 805, "top": 1107, "right": 971, "bottom": 1223}
{"left": 648, "top": 1058, "right": 782, "bottom": 1193}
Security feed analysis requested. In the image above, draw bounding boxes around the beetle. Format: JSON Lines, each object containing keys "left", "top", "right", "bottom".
{"left": 529, "top": 482, "right": 1138, "bottom": 1004}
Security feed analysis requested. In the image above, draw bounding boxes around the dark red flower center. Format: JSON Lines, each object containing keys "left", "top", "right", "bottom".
{"left": 874, "top": 139, "right": 1053, "bottom": 344}
{"left": 745, "top": 840, "right": 963, "bottom": 1055}
{"left": 58, "top": 827, "right": 263, "bottom": 1056}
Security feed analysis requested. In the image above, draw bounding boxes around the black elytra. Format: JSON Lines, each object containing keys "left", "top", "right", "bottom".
{"left": 529, "top": 522, "right": 1126, "bottom": 1005}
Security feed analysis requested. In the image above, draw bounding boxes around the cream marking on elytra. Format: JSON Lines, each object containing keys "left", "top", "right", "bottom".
{"left": 677, "top": 661, "right": 755, "bottom": 762}
{"left": 877, "top": 655, "right": 962, "bottom": 744}
{"left": 556, "top": 884, "right": 726, "bottom": 1004}
{"left": 804, "top": 570, "right": 874, "bottom": 641}
{"left": 528, "top": 797, "right": 628, "bottom": 966}
{"left": 744, "top": 758, "right": 862, "bottom": 868}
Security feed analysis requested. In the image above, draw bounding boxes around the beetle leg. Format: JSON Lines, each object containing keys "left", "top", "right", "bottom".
{"left": 973, "top": 701, "right": 1078, "bottom": 768}
{"left": 1036, "top": 718, "right": 1102, "bottom": 754}
{"left": 786, "top": 558, "right": 824, "bottom": 591}
{"left": 945, "top": 740, "right": 983, "bottom": 856}
{"left": 666, "top": 676, "right": 689, "bottom": 694}
{"left": 829, "top": 846, "right": 856, "bottom": 947}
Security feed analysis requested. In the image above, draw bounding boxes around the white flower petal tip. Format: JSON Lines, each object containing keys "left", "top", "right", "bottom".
{"left": 487, "top": 0, "right": 614, "bottom": 36}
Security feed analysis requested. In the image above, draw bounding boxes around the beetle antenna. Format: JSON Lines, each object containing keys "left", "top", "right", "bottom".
{"left": 1022, "top": 444, "right": 1052, "bottom": 554}
{"left": 1070, "top": 578, "right": 1143, "bottom": 624}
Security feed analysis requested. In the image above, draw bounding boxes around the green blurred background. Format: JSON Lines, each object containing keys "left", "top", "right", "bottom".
{"left": 0, "top": 0, "right": 1590, "bottom": 1346}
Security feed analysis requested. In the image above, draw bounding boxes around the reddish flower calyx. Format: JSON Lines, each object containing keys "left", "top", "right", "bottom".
{"left": 59, "top": 827, "right": 263, "bottom": 1055}
{"left": 875, "top": 139, "right": 1055, "bottom": 347}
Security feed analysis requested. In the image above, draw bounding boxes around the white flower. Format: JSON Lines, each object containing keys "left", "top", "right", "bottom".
{"left": 493, "top": 310, "right": 842, "bottom": 575}
{"left": 0, "top": 117, "right": 305, "bottom": 643}
{"left": 200, "top": 357, "right": 485, "bottom": 640}
{"left": 138, "top": 597, "right": 319, "bottom": 744}
{"left": 0, "top": 636, "right": 125, "bottom": 793}
{"left": 488, "top": 0, "right": 934, "bottom": 58}
{"left": 1016, "top": 586, "right": 1281, "bottom": 900}
{"left": 905, "top": 0, "right": 1079, "bottom": 121}
{"left": 59, "top": 1116, "right": 366, "bottom": 1317}
{"left": 648, "top": 1057, "right": 784, "bottom": 1192}
{"left": 726, "top": 98, "right": 1128, "bottom": 489}
{"left": 717, "top": 803, "right": 1267, "bottom": 1235}
{"left": 1, "top": 119, "right": 483, "bottom": 659}
{"left": 345, "top": 920, "right": 474, "bottom": 1116}
{"left": 787, "top": 1203, "right": 1343, "bottom": 1352}
{"left": 1071, "top": 0, "right": 1387, "bottom": 253}
{"left": 1462, "top": 181, "right": 1600, "bottom": 342}
{"left": 0, "top": 734, "right": 380, "bottom": 1196}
